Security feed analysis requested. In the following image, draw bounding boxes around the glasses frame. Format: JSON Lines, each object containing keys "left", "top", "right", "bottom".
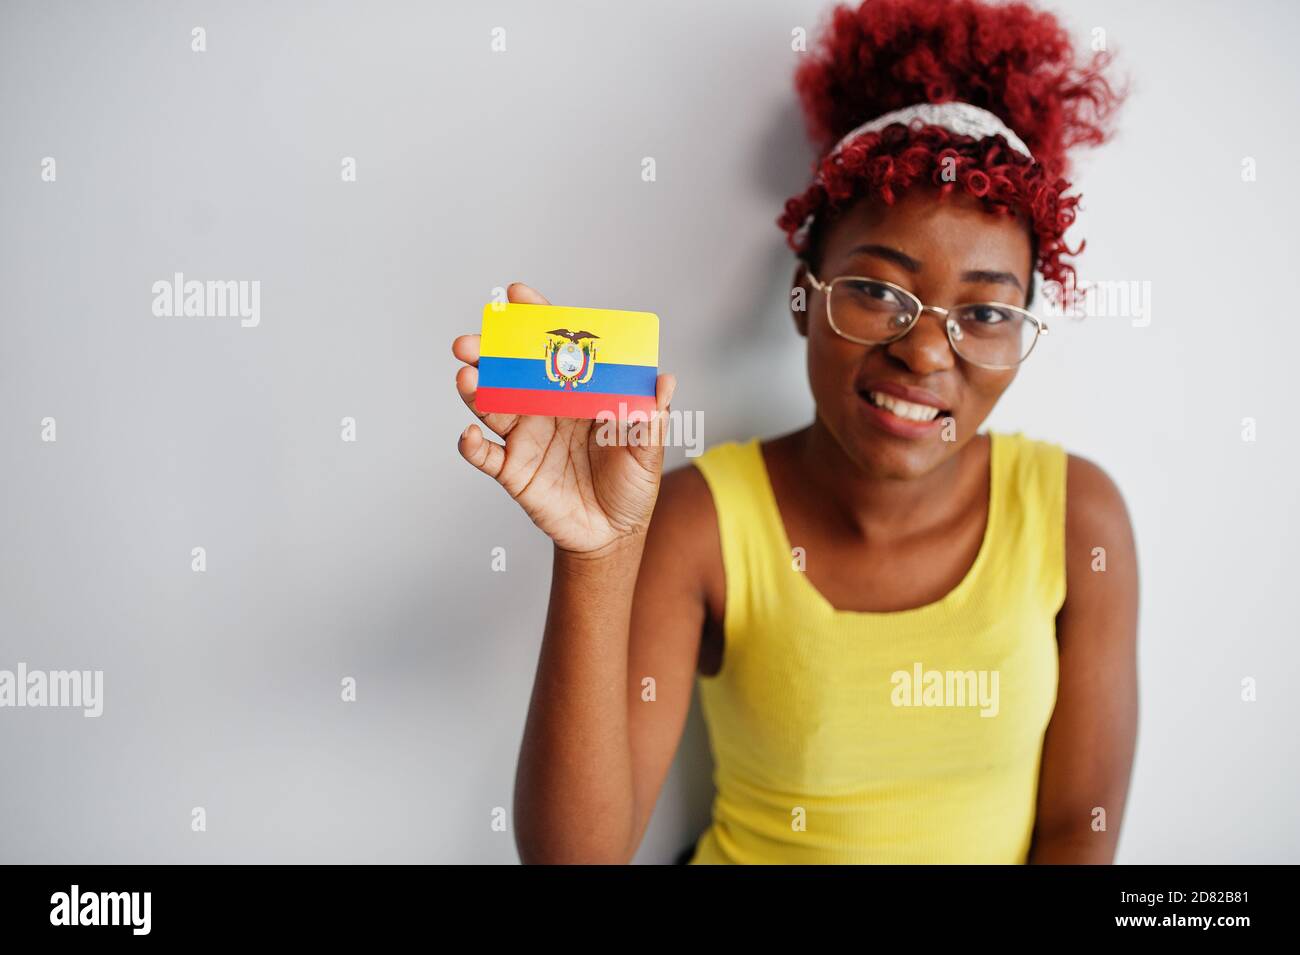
{"left": 804, "top": 268, "right": 1049, "bottom": 370}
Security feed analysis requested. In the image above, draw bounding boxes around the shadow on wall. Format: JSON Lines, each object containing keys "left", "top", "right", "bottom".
{"left": 630, "top": 99, "right": 817, "bottom": 864}
{"left": 704, "top": 94, "right": 819, "bottom": 447}
{"left": 632, "top": 694, "right": 716, "bottom": 864}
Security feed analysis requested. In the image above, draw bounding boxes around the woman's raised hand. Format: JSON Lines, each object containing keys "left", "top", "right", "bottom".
{"left": 453, "top": 282, "right": 676, "bottom": 556}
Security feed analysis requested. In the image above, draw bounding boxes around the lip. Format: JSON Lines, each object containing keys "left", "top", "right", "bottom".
{"left": 856, "top": 379, "right": 952, "bottom": 440}
{"left": 859, "top": 379, "right": 949, "bottom": 409}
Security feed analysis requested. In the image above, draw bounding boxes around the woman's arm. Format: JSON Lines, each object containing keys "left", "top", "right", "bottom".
{"left": 1029, "top": 454, "right": 1139, "bottom": 863}
{"left": 513, "top": 466, "right": 716, "bottom": 864}
{"left": 454, "top": 282, "right": 712, "bottom": 864}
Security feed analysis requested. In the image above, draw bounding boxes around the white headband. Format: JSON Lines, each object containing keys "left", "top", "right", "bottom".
{"left": 823, "top": 100, "right": 1034, "bottom": 170}
{"left": 796, "top": 101, "right": 1034, "bottom": 241}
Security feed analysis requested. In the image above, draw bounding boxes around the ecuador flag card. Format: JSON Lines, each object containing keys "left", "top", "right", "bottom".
{"left": 476, "top": 302, "right": 659, "bottom": 419}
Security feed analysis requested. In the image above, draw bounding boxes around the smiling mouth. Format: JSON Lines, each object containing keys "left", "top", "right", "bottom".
{"left": 860, "top": 389, "right": 950, "bottom": 423}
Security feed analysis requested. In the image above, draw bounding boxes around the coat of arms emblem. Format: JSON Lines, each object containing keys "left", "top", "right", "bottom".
{"left": 544, "top": 328, "right": 599, "bottom": 389}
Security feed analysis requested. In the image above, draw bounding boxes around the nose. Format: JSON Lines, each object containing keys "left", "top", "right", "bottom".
{"left": 883, "top": 308, "right": 956, "bottom": 374}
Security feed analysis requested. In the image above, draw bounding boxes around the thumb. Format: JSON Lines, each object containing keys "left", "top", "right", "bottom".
{"left": 624, "top": 373, "right": 677, "bottom": 468}
{"left": 507, "top": 282, "right": 551, "bottom": 306}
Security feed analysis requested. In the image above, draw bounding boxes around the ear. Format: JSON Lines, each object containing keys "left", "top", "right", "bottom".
{"left": 790, "top": 262, "right": 811, "bottom": 338}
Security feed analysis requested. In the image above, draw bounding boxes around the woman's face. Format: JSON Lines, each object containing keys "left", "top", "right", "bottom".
{"left": 793, "top": 186, "right": 1034, "bottom": 480}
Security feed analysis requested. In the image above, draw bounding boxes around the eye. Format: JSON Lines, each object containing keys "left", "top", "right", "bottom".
{"left": 960, "top": 304, "right": 1016, "bottom": 325}
{"left": 842, "top": 279, "right": 907, "bottom": 308}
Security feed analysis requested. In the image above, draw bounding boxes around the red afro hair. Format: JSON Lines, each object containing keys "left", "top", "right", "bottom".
{"left": 777, "top": 0, "right": 1126, "bottom": 306}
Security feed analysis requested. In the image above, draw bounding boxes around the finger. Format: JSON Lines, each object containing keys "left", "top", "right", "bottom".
{"left": 454, "top": 280, "right": 549, "bottom": 367}
{"left": 507, "top": 282, "right": 552, "bottom": 306}
{"left": 452, "top": 333, "right": 481, "bottom": 367}
{"left": 456, "top": 363, "right": 520, "bottom": 439}
{"left": 459, "top": 283, "right": 551, "bottom": 437}
{"left": 637, "top": 373, "right": 677, "bottom": 449}
{"left": 592, "top": 373, "right": 676, "bottom": 455}
{"left": 655, "top": 373, "right": 677, "bottom": 415}
{"left": 618, "top": 402, "right": 665, "bottom": 462}
{"left": 458, "top": 422, "right": 507, "bottom": 480}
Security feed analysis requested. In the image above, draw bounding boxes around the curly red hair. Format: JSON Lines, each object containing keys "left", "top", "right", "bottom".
{"left": 778, "top": 0, "right": 1126, "bottom": 307}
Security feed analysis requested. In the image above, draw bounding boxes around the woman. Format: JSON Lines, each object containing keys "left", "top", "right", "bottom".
{"left": 452, "top": 0, "right": 1137, "bottom": 864}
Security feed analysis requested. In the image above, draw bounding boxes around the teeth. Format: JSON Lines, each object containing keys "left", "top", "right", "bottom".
{"left": 867, "top": 390, "right": 942, "bottom": 422}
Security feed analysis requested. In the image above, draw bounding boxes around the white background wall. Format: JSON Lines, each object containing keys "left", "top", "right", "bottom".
{"left": 1, "top": 0, "right": 1295, "bottom": 863}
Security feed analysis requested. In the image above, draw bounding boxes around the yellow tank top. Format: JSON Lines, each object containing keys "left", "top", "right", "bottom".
{"left": 687, "top": 430, "right": 1066, "bottom": 864}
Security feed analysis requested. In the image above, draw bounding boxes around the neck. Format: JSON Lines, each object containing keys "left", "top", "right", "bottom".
{"left": 794, "top": 414, "right": 978, "bottom": 542}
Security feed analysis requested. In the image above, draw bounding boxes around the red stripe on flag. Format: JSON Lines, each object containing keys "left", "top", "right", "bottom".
{"left": 476, "top": 386, "right": 657, "bottom": 420}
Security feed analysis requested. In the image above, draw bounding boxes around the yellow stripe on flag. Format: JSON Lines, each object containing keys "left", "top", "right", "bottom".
{"left": 480, "top": 302, "right": 659, "bottom": 366}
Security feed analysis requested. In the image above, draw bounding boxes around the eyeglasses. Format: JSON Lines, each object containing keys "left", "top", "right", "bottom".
{"left": 805, "top": 269, "right": 1048, "bottom": 370}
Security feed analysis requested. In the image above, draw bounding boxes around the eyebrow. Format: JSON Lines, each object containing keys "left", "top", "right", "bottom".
{"left": 845, "top": 243, "right": 1023, "bottom": 292}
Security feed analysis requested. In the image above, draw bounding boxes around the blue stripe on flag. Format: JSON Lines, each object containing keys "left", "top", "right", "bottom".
{"left": 477, "top": 355, "right": 656, "bottom": 396}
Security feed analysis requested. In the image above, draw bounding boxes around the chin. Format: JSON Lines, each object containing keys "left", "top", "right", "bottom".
{"left": 837, "top": 401, "right": 960, "bottom": 480}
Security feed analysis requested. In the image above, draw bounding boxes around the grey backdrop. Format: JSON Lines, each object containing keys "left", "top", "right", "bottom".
{"left": 1, "top": 0, "right": 1296, "bottom": 863}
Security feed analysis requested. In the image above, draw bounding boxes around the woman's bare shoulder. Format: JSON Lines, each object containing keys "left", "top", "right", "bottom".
{"left": 641, "top": 461, "right": 724, "bottom": 617}
{"left": 1061, "top": 452, "right": 1138, "bottom": 623}
{"left": 1064, "top": 453, "right": 1134, "bottom": 551}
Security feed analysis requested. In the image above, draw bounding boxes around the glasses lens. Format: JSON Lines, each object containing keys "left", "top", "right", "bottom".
{"left": 828, "top": 278, "right": 917, "bottom": 343}
{"left": 949, "top": 304, "right": 1037, "bottom": 368}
